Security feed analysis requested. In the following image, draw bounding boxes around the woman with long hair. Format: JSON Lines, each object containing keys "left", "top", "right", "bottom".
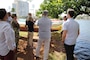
{"left": 26, "top": 13, "right": 34, "bottom": 48}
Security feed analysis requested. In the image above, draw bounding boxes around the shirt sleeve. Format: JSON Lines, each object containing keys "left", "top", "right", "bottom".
{"left": 26, "top": 21, "right": 28, "bottom": 25}
{"left": 62, "top": 22, "right": 68, "bottom": 30}
{"left": 4, "top": 25, "right": 16, "bottom": 50}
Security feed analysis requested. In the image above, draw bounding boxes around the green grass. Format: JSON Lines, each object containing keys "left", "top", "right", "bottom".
{"left": 19, "top": 31, "right": 28, "bottom": 37}
{"left": 19, "top": 31, "right": 38, "bottom": 37}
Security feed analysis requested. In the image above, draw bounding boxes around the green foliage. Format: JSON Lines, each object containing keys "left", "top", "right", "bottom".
{"left": 37, "top": 0, "right": 63, "bottom": 18}
{"left": 62, "top": 0, "right": 90, "bottom": 17}
{"left": 36, "top": 0, "right": 90, "bottom": 18}
{"left": 36, "top": 9, "right": 42, "bottom": 18}
{"left": 11, "top": 8, "right": 15, "bottom": 12}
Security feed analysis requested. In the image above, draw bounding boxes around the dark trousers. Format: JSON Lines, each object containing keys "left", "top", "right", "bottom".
{"left": 0, "top": 51, "right": 15, "bottom": 60}
{"left": 64, "top": 44, "right": 75, "bottom": 60}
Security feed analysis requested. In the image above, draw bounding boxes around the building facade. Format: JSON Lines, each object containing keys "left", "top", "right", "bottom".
{"left": 12, "top": 0, "right": 29, "bottom": 17}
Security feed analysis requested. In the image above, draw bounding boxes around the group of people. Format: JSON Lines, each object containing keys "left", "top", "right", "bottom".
{"left": 61, "top": 9, "right": 90, "bottom": 60}
{"left": 26, "top": 9, "right": 79, "bottom": 60}
{"left": 25, "top": 10, "right": 52, "bottom": 60}
{"left": 0, "top": 8, "right": 90, "bottom": 60}
{"left": 0, "top": 9, "right": 52, "bottom": 60}
{"left": 62, "top": 9, "right": 79, "bottom": 60}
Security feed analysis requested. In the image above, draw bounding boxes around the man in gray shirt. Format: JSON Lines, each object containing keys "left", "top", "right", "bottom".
{"left": 62, "top": 9, "right": 79, "bottom": 60}
{"left": 36, "top": 10, "right": 52, "bottom": 60}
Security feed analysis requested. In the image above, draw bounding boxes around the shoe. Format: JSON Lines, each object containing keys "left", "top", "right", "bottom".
{"left": 35, "top": 56, "right": 40, "bottom": 60}
{"left": 36, "top": 57, "right": 40, "bottom": 60}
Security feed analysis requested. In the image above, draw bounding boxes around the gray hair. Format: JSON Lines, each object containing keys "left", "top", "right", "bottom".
{"left": 42, "top": 10, "right": 48, "bottom": 16}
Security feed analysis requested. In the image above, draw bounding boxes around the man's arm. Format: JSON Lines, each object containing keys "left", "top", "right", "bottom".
{"left": 25, "top": 21, "right": 28, "bottom": 30}
{"left": 62, "top": 30, "right": 67, "bottom": 43}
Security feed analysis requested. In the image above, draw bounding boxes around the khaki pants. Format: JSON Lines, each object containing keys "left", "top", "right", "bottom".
{"left": 27, "top": 32, "right": 33, "bottom": 46}
{"left": 36, "top": 38, "right": 51, "bottom": 60}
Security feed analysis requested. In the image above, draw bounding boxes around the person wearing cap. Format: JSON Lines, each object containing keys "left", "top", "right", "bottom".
{"left": 36, "top": 10, "right": 52, "bottom": 60}
{"left": 0, "top": 8, "right": 16, "bottom": 60}
{"left": 62, "top": 9, "right": 79, "bottom": 60}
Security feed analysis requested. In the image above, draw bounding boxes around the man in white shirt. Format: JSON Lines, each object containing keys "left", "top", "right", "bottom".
{"left": 0, "top": 8, "right": 16, "bottom": 60}
{"left": 36, "top": 10, "right": 52, "bottom": 60}
{"left": 62, "top": 9, "right": 79, "bottom": 60}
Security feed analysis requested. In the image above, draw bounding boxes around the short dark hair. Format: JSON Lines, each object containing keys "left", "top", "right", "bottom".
{"left": 12, "top": 14, "right": 17, "bottom": 18}
{"left": 8, "top": 12, "right": 11, "bottom": 16}
{"left": 0, "top": 8, "right": 7, "bottom": 20}
{"left": 28, "top": 13, "right": 32, "bottom": 16}
{"left": 67, "top": 9, "right": 74, "bottom": 17}
{"left": 63, "top": 16, "right": 67, "bottom": 18}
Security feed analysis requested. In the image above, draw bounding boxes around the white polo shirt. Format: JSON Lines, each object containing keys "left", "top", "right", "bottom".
{"left": 37, "top": 16, "right": 52, "bottom": 39}
{"left": 0, "top": 21, "right": 16, "bottom": 56}
{"left": 62, "top": 18, "right": 79, "bottom": 45}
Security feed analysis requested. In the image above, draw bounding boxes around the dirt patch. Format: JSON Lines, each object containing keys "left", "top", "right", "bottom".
{"left": 17, "top": 33, "right": 66, "bottom": 60}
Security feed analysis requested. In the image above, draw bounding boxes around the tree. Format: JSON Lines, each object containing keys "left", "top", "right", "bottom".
{"left": 38, "top": 0, "right": 63, "bottom": 18}
{"left": 37, "top": 0, "right": 90, "bottom": 18}
{"left": 62, "top": 0, "right": 90, "bottom": 17}
{"left": 78, "top": 0, "right": 90, "bottom": 16}
{"left": 11, "top": 8, "right": 15, "bottom": 12}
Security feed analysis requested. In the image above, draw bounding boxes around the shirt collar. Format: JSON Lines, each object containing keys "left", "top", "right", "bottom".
{"left": 67, "top": 18, "right": 73, "bottom": 21}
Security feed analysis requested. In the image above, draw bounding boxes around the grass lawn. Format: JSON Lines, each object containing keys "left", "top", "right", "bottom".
{"left": 20, "top": 31, "right": 28, "bottom": 37}
{"left": 20, "top": 31, "right": 38, "bottom": 38}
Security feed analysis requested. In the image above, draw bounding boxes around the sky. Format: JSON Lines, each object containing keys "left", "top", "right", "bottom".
{"left": 0, "top": 0, "right": 44, "bottom": 12}
{"left": 29, "top": 0, "right": 44, "bottom": 9}
{"left": 0, "top": 0, "right": 14, "bottom": 11}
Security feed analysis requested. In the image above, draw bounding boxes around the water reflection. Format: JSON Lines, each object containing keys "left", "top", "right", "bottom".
{"left": 76, "top": 20, "right": 90, "bottom": 41}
